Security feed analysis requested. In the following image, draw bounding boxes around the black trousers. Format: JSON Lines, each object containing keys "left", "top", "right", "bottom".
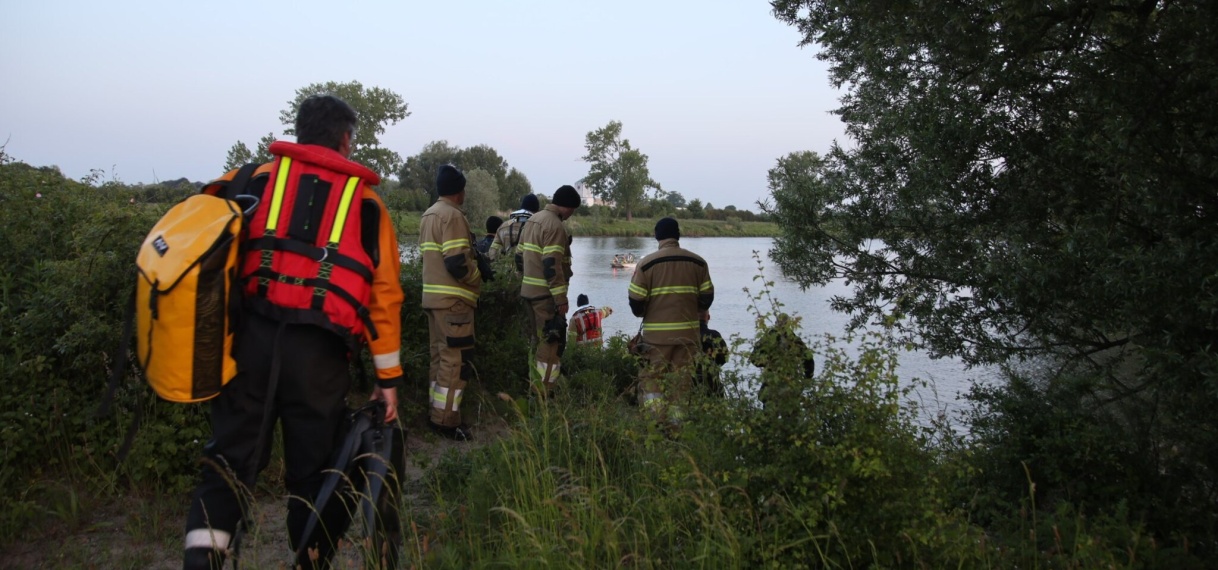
{"left": 185, "top": 311, "right": 352, "bottom": 559}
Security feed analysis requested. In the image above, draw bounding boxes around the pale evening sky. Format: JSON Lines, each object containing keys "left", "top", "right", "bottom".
{"left": 0, "top": 0, "right": 844, "bottom": 210}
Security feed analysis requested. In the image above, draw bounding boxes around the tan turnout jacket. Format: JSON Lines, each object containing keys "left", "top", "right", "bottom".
{"left": 628, "top": 239, "right": 714, "bottom": 345}
{"left": 419, "top": 197, "right": 481, "bottom": 309}
{"left": 490, "top": 210, "right": 531, "bottom": 260}
{"left": 519, "top": 204, "right": 571, "bottom": 305}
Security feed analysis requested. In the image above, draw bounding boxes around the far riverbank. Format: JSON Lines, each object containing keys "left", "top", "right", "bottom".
{"left": 391, "top": 211, "right": 779, "bottom": 237}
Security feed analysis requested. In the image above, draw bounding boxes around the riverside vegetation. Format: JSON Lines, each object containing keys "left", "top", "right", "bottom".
{"left": 0, "top": 156, "right": 1210, "bottom": 568}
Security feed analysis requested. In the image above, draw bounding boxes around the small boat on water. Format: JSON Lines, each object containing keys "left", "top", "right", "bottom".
{"left": 611, "top": 253, "right": 637, "bottom": 269}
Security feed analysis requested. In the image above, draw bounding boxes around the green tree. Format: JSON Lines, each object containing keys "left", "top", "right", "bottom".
{"left": 769, "top": 0, "right": 1218, "bottom": 542}
{"left": 224, "top": 81, "right": 408, "bottom": 179}
{"left": 401, "top": 142, "right": 533, "bottom": 211}
{"left": 280, "top": 81, "right": 409, "bottom": 178}
{"left": 222, "top": 133, "right": 273, "bottom": 171}
{"left": 663, "top": 190, "right": 687, "bottom": 209}
{"left": 581, "top": 120, "right": 661, "bottom": 221}
{"left": 222, "top": 141, "right": 252, "bottom": 172}
{"left": 457, "top": 145, "right": 514, "bottom": 210}
{"left": 399, "top": 140, "right": 461, "bottom": 205}
{"left": 463, "top": 169, "right": 500, "bottom": 238}
{"left": 500, "top": 167, "right": 534, "bottom": 212}
{"left": 457, "top": 145, "right": 507, "bottom": 180}
{"left": 686, "top": 198, "right": 705, "bottom": 219}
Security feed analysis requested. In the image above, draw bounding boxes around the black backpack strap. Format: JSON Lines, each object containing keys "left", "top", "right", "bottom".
{"left": 218, "top": 163, "right": 261, "bottom": 200}
{"left": 96, "top": 288, "right": 145, "bottom": 463}
{"left": 294, "top": 401, "right": 386, "bottom": 564}
{"left": 96, "top": 288, "right": 136, "bottom": 419}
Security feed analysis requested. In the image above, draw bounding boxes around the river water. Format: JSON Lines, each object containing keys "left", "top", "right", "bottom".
{"left": 567, "top": 236, "right": 994, "bottom": 423}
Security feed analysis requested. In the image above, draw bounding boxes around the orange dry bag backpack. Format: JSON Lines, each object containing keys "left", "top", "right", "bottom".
{"left": 133, "top": 164, "right": 260, "bottom": 402}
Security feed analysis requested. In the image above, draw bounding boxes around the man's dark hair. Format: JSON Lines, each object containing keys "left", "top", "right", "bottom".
{"left": 295, "top": 94, "right": 358, "bottom": 151}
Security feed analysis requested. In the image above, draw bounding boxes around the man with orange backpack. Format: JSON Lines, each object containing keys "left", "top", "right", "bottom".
{"left": 183, "top": 94, "right": 404, "bottom": 570}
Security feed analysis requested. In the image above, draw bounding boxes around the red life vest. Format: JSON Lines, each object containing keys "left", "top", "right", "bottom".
{"left": 241, "top": 141, "right": 382, "bottom": 343}
{"left": 573, "top": 307, "right": 603, "bottom": 343}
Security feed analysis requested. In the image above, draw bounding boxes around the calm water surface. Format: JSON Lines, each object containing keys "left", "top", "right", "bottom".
{"left": 567, "top": 236, "right": 994, "bottom": 422}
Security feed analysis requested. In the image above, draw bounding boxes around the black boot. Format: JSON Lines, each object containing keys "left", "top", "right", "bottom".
{"left": 183, "top": 547, "right": 226, "bottom": 570}
{"left": 428, "top": 421, "right": 473, "bottom": 441}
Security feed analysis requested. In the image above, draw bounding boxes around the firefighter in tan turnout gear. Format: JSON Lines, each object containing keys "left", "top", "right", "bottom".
{"left": 490, "top": 193, "right": 540, "bottom": 263}
{"left": 519, "top": 185, "right": 581, "bottom": 392}
{"left": 628, "top": 217, "right": 714, "bottom": 423}
{"left": 419, "top": 164, "right": 491, "bottom": 440}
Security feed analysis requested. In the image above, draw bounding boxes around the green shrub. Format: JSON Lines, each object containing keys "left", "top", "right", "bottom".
{"left": 0, "top": 161, "right": 213, "bottom": 537}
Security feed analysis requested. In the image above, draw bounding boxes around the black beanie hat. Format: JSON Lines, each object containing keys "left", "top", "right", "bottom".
{"left": 552, "top": 185, "right": 581, "bottom": 209}
{"left": 436, "top": 164, "right": 466, "bottom": 196}
{"left": 520, "top": 193, "right": 540, "bottom": 213}
{"left": 486, "top": 215, "right": 503, "bottom": 234}
{"left": 655, "top": 217, "right": 680, "bottom": 241}
{"left": 577, "top": 293, "right": 589, "bottom": 307}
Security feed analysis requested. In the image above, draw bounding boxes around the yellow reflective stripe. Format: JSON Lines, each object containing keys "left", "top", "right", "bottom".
{"left": 519, "top": 242, "right": 543, "bottom": 253}
{"left": 441, "top": 238, "right": 471, "bottom": 253}
{"left": 642, "top": 321, "right": 700, "bottom": 331}
{"left": 266, "top": 156, "right": 292, "bottom": 233}
{"left": 430, "top": 385, "right": 464, "bottom": 407}
{"left": 419, "top": 242, "right": 442, "bottom": 252}
{"left": 328, "top": 176, "right": 360, "bottom": 245}
{"left": 640, "top": 392, "right": 665, "bottom": 408}
{"left": 541, "top": 245, "right": 565, "bottom": 255}
{"left": 699, "top": 280, "right": 713, "bottom": 291}
{"left": 628, "top": 283, "right": 649, "bottom": 297}
{"left": 550, "top": 285, "right": 568, "bottom": 295}
{"left": 522, "top": 276, "right": 548, "bottom": 287}
{"left": 651, "top": 286, "right": 698, "bottom": 295}
{"left": 422, "top": 283, "right": 479, "bottom": 302}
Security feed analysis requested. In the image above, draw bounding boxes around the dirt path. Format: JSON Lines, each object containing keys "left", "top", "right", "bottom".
{"left": 2, "top": 419, "right": 507, "bottom": 569}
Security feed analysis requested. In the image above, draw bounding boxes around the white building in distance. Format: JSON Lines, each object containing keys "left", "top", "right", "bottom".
{"left": 576, "top": 182, "right": 613, "bottom": 207}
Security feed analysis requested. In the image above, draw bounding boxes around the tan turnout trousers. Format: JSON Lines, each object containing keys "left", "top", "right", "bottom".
{"left": 528, "top": 298, "right": 563, "bottom": 392}
{"left": 426, "top": 301, "right": 475, "bottom": 427}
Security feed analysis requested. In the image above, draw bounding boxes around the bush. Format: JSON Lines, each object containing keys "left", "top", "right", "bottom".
{"left": 0, "top": 161, "right": 209, "bottom": 529}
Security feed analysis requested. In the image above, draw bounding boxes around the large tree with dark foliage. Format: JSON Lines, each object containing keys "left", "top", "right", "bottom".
{"left": 397, "top": 141, "right": 532, "bottom": 210}
{"left": 768, "top": 0, "right": 1218, "bottom": 545}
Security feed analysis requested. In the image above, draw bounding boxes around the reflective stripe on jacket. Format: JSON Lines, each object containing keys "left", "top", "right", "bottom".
{"left": 419, "top": 197, "right": 481, "bottom": 308}
{"left": 628, "top": 239, "right": 714, "bottom": 346}
{"left": 519, "top": 205, "right": 571, "bottom": 305}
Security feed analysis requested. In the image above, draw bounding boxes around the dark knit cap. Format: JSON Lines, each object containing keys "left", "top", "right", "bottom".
{"left": 520, "top": 193, "right": 540, "bottom": 213}
{"left": 552, "top": 185, "right": 581, "bottom": 208}
{"left": 655, "top": 217, "right": 680, "bottom": 241}
{"left": 486, "top": 215, "right": 503, "bottom": 234}
{"left": 577, "top": 294, "right": 589, "bottom": 307}
{"left": 436, "top": 164, "right": 466, "bottom": 196}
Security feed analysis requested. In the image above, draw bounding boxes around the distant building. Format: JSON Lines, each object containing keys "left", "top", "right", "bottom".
{"left": 576, "top": 182, "right": 614, "bottom": 207}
